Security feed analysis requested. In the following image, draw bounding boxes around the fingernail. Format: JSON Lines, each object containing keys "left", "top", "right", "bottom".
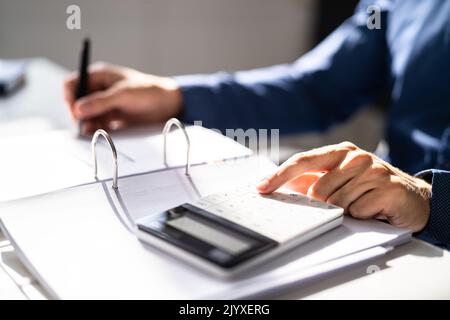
{"left": 256, "top": 179, "right": 270, "bottom": 192}
{"left": 109, "top": 120, "right": 124, "bottom": 131}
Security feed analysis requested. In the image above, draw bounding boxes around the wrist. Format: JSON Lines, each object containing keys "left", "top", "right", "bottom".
{"left": 162, "top": 78, "right": 183, "bottom": 118}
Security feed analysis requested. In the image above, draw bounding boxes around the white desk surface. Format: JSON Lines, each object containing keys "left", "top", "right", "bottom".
{"left": 0, "top": 58, "right": 449, "bottom": 300}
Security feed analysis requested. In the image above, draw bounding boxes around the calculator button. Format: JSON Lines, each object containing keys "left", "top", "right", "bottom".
{"left": 203, "top": 194, "right": 226, "bottom": 204}
{"left": 189, "top": 185, "right": 343, "bottom": 243}
{"left": 221, "top": 200, "right": 239, "bottom": 209}
{"left": 193, "top": 200, "right": 211, "bottom": 209}
{"left": 207, "top": 205, "right": 228, "bottom": 217}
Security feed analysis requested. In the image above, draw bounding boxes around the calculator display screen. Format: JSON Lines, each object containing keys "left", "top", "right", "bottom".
{"left": 137, "top": 204, "right": 277, "bottom": 268}
{"left": 166, "top": 216, "right": 251, "bottom": 255}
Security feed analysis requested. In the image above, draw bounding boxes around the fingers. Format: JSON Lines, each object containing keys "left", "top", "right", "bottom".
{"left": 285, "top": 172, "right": 323, "bottom": 194}
{"left": 73, "top": 85, "right": 128, "bottom": 119}
{"left": 79, "top": 111, "right": 128, "bottom": 136}
{"left": 311, "top": 160, "right": 386, "bottom": 211}
{"left": 79, "top": 119, "right": 101, "bottom": 136}
{"left": 257, "top": 142, "right": 357, "bottom": 194}
{"left": 308, "top": 152, "right": 373, "bottom": 201}
{"left": 307, "top": 168, "right": 355, "bottom": 201}
{"left": 347, "top": 189, "right": 386, "bottom": 220}
{"left": 327, "top": 178, "right": 378, "bottom": 211}
{"left": 63, "top": 62, "right": 124, "bottom": 117}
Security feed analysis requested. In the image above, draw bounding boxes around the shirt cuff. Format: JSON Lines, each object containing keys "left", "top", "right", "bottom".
{"left": 415, "top": 169, "right": 450, "bottom": 250}
{"left": 174, "top": 74, "right": 226, "bottom": 129}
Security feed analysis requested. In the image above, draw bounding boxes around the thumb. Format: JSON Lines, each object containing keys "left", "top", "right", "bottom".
{"left": 74, "top": 85, "right": 127, "bottom": 119}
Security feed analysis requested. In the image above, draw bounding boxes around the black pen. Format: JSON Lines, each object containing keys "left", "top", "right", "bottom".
{"left": 76, "top": 38, "right": 90, "bottom": 136}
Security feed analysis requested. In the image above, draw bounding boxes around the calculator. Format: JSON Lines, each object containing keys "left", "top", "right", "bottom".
{"left": 136, "top": 184, "right": 343, "bottom": 277}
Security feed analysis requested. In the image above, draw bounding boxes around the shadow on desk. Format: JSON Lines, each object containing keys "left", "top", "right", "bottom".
{"left": 272, "top": 239, "right": 444, "bottom": 299}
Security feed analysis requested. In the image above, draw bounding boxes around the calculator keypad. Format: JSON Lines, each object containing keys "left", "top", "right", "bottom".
{"left": 191, "top": 184, "right": 343, "bottom": 243}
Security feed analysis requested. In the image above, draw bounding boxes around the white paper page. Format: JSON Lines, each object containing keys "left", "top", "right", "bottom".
{"left": 1, "top": 245, "right": 35, "bottom": 287}
{"left": 212, "top": 246, "right": 391, "bottom": 299}
{"left": 0, "top": 230, "right": 9, "bottom": 248}
{"left": 0, "top": 266, "right": 26, "bottom": 300}
{"left": 111, "top": 125, "right": 252, "bottom": 175}
{"left": 0, "top": 156, "right": 410, "bottom": 299}
{"left": 0, "top": 132, "right": 94, "bottom": 202}
{"left": 62, "top": 126, "right": 252, "bottom": 178}
{"left": 0, "top": 125, "right": 251, "bottom": 202}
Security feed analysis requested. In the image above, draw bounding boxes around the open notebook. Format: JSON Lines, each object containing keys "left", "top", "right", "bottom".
{"left": 0, "top": 151, "right": 411, "bottom": 299}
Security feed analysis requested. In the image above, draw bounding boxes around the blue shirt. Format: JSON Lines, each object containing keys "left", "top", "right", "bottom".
{"left": 175, "top": 0, "right": 450, "bottom": 249}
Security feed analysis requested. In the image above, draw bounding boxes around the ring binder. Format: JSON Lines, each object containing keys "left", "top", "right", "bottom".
{"left": 163, "top": 118, "right": 191, "bottom": 175}
{"left": 91, "top": 129, "right": 119, "bottom": 189}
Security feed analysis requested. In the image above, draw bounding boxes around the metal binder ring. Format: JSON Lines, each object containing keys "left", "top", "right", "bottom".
{"left": 163, "top": 118, "right": 191, "bottom": 175}
{"left": 91, "top": 129, "right": 119, "bottom": 189}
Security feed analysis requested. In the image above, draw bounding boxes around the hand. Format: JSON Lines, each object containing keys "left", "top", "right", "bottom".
{"left": 64, "top": 62, "right": 183, "bottom": 135}
{"left": 257, "top": 142, "right": 432, "bottom": 232}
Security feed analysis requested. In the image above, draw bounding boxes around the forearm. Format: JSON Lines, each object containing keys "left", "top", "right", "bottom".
{"left": 175, "top": 0, "right": 389, "bottom": 135}
{"left": 175, "top": 65, "right": 326, "bottom": 134}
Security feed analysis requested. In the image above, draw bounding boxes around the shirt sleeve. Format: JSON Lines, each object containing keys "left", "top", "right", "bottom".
{"left": 415, "top": 169, "right": 450, "bottom": 250}
{"left": 175, "top": 0, "right": 390, "bottom": 135}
